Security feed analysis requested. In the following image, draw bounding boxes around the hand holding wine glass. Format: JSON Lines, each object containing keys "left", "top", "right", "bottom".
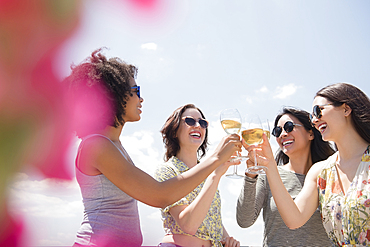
{"left": 243, "top": 114, "right": 268, "bottom": 175}
{"left": 244, "top": 132, "right": 274, "bottom": 174}
{"left": 220, "top": 108, "right": 243, "bottom": 178}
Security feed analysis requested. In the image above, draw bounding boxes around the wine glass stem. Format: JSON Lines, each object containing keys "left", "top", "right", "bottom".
{"left": 233, "top": 165, "right": 238, "bottom": 175}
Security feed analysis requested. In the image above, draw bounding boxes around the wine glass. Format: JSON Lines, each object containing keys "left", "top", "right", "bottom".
{"left": 243, "top": 114, "right": 267, "bottom": 175}
{"left": 220, "top": 108, "right": 244, "bottom": 178}
{"left": 262, "top": 119, "right": 271, "bottom": 140}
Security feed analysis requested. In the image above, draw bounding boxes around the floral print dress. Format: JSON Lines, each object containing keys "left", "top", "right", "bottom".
{"left": 318, "top": 146, "right": 370, "bottom": 246}
{"left": 154, "top": 157, "right": 223, "bottom": 247}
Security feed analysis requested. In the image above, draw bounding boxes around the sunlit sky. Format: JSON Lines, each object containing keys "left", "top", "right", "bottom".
{"left": 8, "top": 0, "right": 370, "bottom": 246}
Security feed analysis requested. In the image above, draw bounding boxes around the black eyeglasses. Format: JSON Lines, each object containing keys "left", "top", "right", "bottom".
{"left": 182, "top": 117, "right": 209, "bottom": 129}
{"left": 309, "top": 103, "right": 332, "bottom": 122}
{"left": 131, "top": 86, "right": 140, "bottom": 98}
{"left": 272, "top": 121, "right": 303, "bottom": 137}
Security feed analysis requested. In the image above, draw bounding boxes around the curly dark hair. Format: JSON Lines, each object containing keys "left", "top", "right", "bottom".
{"left": 315, "top": 82, "right": 370, "bottom": 144}
{"left": 65, "top": 48, "right": 138, "bottom": 138}
{"left": 161, "top": 104, "right": 209, "bottom": 162}
{"left": 274, "top": 107, "right": 335, "bottom": 166}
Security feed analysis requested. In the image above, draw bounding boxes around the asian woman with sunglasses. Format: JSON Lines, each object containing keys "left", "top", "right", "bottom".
{"left": 236, "top": 107, "right": 334, "bottom": 246}
{"left": 66, "top": 49, "right": 242, "bottom": 247}
{"left": 155, "top": 104, "right": 240, "bottom": 247}
{"left": 244, "top": 83, "right": 370, "bottom": 246}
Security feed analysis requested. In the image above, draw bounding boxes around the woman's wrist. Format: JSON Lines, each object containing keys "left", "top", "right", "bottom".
{"left": 245, "top": 171, "right": 258, "bottom": 179}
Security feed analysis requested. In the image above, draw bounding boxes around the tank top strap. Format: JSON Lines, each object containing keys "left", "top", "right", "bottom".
{"left": 76, "top": 134, "right": 131, "bottom": 168}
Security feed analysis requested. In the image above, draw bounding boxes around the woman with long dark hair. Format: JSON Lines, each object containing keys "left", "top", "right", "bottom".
{"left": 237, "top": 107, "right": 334, "bottom": 246}
{"left": 245, "top": 83, "right": 370, "bottom": 246}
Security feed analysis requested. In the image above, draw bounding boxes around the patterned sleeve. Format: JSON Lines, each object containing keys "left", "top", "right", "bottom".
{"left": 154, "top": 163, "right": 190, "bottom": 212}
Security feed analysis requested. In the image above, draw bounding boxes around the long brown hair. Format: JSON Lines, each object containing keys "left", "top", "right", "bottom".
{"left": 274, "top": 107, "right": 335, "bottom": 165}
{"left": 161, "top": 104, "right": 208, "bottom": 161}
{"left": 315, "top": 83, "right": 370, "bottom": 144}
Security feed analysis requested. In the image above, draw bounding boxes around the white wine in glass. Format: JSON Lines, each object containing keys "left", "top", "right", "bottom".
{"left": 241, "top": 128, "right": 264, "bottom": 145}
{"left": 220, "top": 108, "right": 243, "bottom": 178}
{"left": 244, "top": 114, "right": 267, "bottom": 175}
{"left": 262, "top": 119, "right": 271, "bottom": 140}
{"left": 263, "top": 130, "right": 271, "bottom": 140}
{"left": 221, "top": 119, "right": 242, "bottom": 135}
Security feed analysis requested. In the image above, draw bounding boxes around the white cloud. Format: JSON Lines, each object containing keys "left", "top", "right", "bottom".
{"left": 120, "top": 130, "right": 162, "bottom": 175}
{"left": 245, "top": 96, "right": 253, "bottom": 104}
{"left": 141, "top": 42, "right": 158, "bottom": 50}
{"left": 256, "top": 86, "right": 268, "bottom": 93}
{"left": 273, "top": 83, "right": 298, "bottom": 99}
{"left": 226, "top": 178, "right": 244, "bottom": 197}
{"left": 7, "top": 174, "right": 83, "bottom": 246}
{"left": 207, "top": 120, "right": 228, "bottom": 148}
{"left": 243, "top": 86, "right": 270, "bottom": 104}
{"left": 8, "top": 176, "right": 82, "bottom": 218}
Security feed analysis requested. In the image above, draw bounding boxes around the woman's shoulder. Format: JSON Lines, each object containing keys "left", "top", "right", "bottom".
{"left": 81, "top": 134, "right": 113, "bottom": 147}
{"left": 154, "top": 157, "right": 181, "bottom": 180}
{"left": 77, "top": 134, "right": 119, "bottom": 175}
{"left": 307, "top": 152, "right": 338, "bottom": 178}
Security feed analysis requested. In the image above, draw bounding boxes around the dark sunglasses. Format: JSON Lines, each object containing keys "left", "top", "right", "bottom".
{"left": 309, "top": 103, "right": 332, "bottom": 122}
{"left": 272, "top": 121, "right": 303, "bottom": 137}
{"left": 182, "top": 117, "right": 209, "bottom": 129}
{"left": 131, "top": 86, "right": 140, "bottom": 98}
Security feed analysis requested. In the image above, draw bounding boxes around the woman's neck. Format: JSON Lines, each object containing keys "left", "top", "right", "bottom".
{"left": 176, "top": 147, "right": 199, "bottom": 169}
{"left": 283, "top": 149, "right": 312, "bottom": 175}
{"left": 335, "top": 128, "right": 369, "bottom": 163}
{"left": 98, "top": 125, "right": 123, "bottom": 143}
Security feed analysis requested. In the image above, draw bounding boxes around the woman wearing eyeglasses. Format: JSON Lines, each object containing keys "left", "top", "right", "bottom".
{"left": 155, "top": 104, "right": 240, "bottom": 247}
{"left": 245, "top": 83, "right": 370, "bottom": 246}
{"left": 236, "top": 107, "right": 334, "bottom": 246}
{"left": 66, "top": 49, "right": 242, "bottom": 247}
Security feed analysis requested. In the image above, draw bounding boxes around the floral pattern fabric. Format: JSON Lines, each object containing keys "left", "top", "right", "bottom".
{"left": 154, "top": 157, "right": 223, "bottom": 247}
{"left": 318, "top": 146, "right": 370, "bottom": 246}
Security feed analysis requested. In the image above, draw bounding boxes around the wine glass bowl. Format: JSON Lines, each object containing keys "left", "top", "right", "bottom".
{"left": 244, "top": 114, "right": 268, "bottom": 175}
{"left": 220, "top": 108, "right": 244, "bottom": 178}
{"left": 241, "top": 128, "right": 264, "bottom": 146}
{"left": 220, "top": 119, "right": 242, "bottom": 135}
{"left": 262, "top": 120, "right": 271, "bottom": 140}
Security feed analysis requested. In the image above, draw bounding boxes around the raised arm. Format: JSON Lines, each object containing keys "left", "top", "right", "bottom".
{"left": 245, "top": 134, "right": 321, "bottom": 229}
{"left": 80, "top": 134, "right": 241, "bottom": 208}
{"left": 236, "top": 174, "right": 267, "bottom": 228}
{"left": 167, "top": 170, "right": 222, "bottom": 235}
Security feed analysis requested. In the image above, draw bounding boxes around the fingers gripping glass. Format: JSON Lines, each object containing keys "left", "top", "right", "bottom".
{"left": 309, "top": 103, "right": 333, "bottom": 122}
{"left": 183, "top": 117, "right": 209, "bottom": 129}
{"left": 220, "top": 108, "right": 244, "bottom": 178}
{"left": 131, "top": 86, "right": 140, "bottom": 98}
{"left": 272, "top": 121, "right": 303, "bottom": 138}
{"left": 244, "top": 115, "right": 269, "bottom": 175}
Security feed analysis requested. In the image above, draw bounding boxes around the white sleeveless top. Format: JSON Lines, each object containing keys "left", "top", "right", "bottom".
{"left": 74, "top": 134, "right": 142, "bottom": 247}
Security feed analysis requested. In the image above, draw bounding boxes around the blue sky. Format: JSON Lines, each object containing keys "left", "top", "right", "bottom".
{"left": 8, "top": 0, "right": 370, "bottom": 246}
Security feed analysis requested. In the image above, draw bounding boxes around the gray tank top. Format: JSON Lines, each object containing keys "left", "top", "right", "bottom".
{"left": 74, "top": 134, "right": 142, "bottom": 247}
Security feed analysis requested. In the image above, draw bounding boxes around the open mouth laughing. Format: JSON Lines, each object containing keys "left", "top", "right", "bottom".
{"left": 190, "top": 131, "right": 201, "bottom": 139}
{"left": 317, "top": 123, "right": 327, "bottom": 134}
{"left": 282, "top": 139, "right": 294, "bottom": 147}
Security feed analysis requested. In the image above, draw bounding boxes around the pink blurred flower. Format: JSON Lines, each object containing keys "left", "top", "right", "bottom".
{"left": 0, "top": 0, "right": 81, "bottom": 245}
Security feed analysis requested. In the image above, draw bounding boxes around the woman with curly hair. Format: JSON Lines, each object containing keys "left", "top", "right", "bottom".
{"left": 237, "top": 107, "right": 334, "bottom": 246}
{"left": 155, "top": 104, "right": 240, "bottom": 247}
{"left": 244, "top": 83, "right": 370, "bottom": 246}
{"left": 65, "top": 49, "right": 241, "bottom": 247}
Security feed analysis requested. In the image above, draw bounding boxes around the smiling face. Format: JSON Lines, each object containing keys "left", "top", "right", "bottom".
{"left": 176, "top": 108, "right": 207, "bottom": 151}
{"left": 276, "top": 114, "right": 313, "bottom": 157}
{"left": 122, "top": 77, "right": 143, "bottom": 123}
{"left": 311, "top": 96, "right": 346, "bottom": 142}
